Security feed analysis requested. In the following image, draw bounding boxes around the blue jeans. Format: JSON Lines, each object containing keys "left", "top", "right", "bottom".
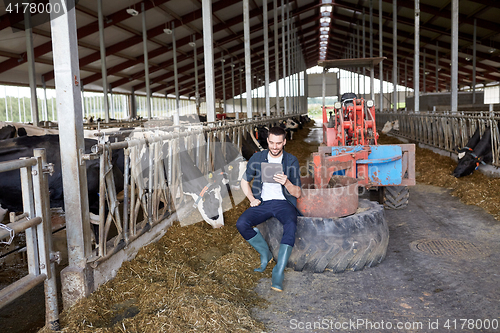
{"left": 236, "top": 200, "right": 298, "bottom": 246}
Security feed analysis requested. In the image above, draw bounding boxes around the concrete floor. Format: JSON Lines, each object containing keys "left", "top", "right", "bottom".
{"left": 252, "top": 184, "right": 500, "bottom": 332}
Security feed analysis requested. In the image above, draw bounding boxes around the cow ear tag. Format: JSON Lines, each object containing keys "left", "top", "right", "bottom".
{"left": 228, "top": 165, "right": 233, "bottom": 171}
{"left": 208, "top": 172, "right": 213, "bottom": 179}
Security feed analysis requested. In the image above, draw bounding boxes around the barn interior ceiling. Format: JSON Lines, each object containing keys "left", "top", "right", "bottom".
{"left": 0, "top": 0, "right": 499, "bottom": 101}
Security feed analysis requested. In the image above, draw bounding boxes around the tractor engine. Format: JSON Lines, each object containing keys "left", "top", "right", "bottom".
{"left": 323, "top": 92, "right": 378, "bottom": 146}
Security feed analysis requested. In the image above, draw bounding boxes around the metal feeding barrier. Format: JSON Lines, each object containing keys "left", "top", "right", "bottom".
{"left": 87, "top": 116, "right": 293, "bottom": 264}
{"left": 0, "top": 149, "right": 60, "bottom": 331}
{"left": 377, "top": 111, "right": 500, "bottom": 167}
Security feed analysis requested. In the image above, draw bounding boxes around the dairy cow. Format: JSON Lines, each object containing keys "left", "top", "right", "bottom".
{"left": 127, "top": 133, "right": 226, "bottom": 228}
{"left": 0, "top": 121, "right": 59, "bottom": 137}
{"left": 254, "top": 125, "right": 269, "bottom": 149}
{"left": 456, "top": 127, "right": 482, "bottom": 161}
{"left": 178, "top": 139, "right": 225, "bottom": 228}
{"left": 453, "top": 127, "right": 493, "bottom": 178}
{"left": 241, "top": 131, "right": 263, "bottom": 161}
{"left": 0, "top": 125, "right": 16, "bottom": 139}
{"left": 0, "top": 135, "right": 124, "bottom": 220}
{"left": 212, "top": 136, "right": 247, "bottom": 191}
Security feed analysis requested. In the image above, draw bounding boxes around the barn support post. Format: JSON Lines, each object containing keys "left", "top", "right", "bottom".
{"left": 414, "top": 0, "right": 420, "bottom": 113}
{"left": 243, "top": 0, "right": 253, "bottom": 119}
{"left": 222, "top": 55, "right": 226, "bottom": 113}
{"left": 25, "top": 11, "right": 39, "bottom": 126}
{"left": 472, "top": 19, "right": 476, "bottom": 104}
{"left": 291, "top": 27, "right": 294, "bottom": 114}
{"left": 172, "top": 23, "right": 180, "bottom": 125}
{"left": 252, "top": 76, "right": 255, "bottom": 115}
{"left": 263, "top": 0, "right": 270, "bottom": 117}
{"left": 292, "top": 27, "right": 299, "bottom": 113}
{"left": 282, "top": 0, "right": 287, "bottom": 115}
{"left": 130, "top": 88, "right": 137, "bottom": 119}
{"left": 357, "top": 22, "right": 360, "bottom": 97}
{"left": 393, "top": 0, "right": 397, "bottom": 113}
{"left": 450, "top": 0, "right": 458, "bottom": 113}
{"left": 239, "top": 63, "right": 243, "bottom": 118}
{"left": 231, "top": 58, "right": 235, "bottom": 115}
{"left": 109, "top": 84, "right": 114, "bottom": 119}
{"left": 81, "top": 82, "right": 86, "bottom": 119}
{"left": 362, "top": 9, "right": 366, "bottom": 97}
{"left": 49, "top": 0, "right": 94, "bottom": 309}
{"left": 297, "top": 44, "right": 301, "bottom": 112}
{"left": 291, "top": 26, "right": 295, "bottom": 114}
{"left": 435, "top": 42, "right": 439, "bottom": 92}
{"left": 304, "top": 56, "right": 307, "bottom": 111}
{"left": 378, "top": 0, "right": 383, "bottom": 111}
{"left": 141, "top": 3, "right": 152, "bottom": 120}
{"left": 202, "top": 0, "right": 216, "bottom": 122}
{"left": 322, "top": 68, "right": 326, "bottom": 109}
{"left": 369, "top": 0, "right": 374, "bottom": 100}
{"left": 192, "top": 37, "right": 200, "bottom": 116}
{"left": 273, "top": 0, "right": 280, "bottom": 116}
{"left": 42, "top": 76, "right": 50, "bottom": 121}
{"left": 423, "top": 49, "right": 426, "bottom": 93}
{"left": 97, "top": 0, "right": 109, "bottom": 123}
{"left": 287, "top": 4, "right": 291, "bottom": 115}
{"left": 405, "top": 58, "right": 408, "bottom": 100}
{"left": 386, "top": 71, "right": 390, "bottom": 111}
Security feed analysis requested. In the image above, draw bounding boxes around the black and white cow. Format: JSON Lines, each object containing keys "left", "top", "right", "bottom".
{"left": 455, "top": 127, "right": 482, "bottom": 160}
{"left": 254, "top": 125, "right": 269, "bottom": 149}
{"left": 178, "top": 140, "right": 225, "bottom": 228}
{"left": 0, "top": 125, "right": 16, "bottom": 140}
{"left": 212, "top": 135, "right": 247, "bottom": 191}
{"left": 298, "top": 114, "right": 312, "bottom": 127}
{"left": 128, "top": 133, "right": 226, "bottom": 228}
{"left": 0, "top": 121, "right": 59, "bottom": 137}
{"left": 241, "top": 131, "right": 263, "bottom": 161}
{"left": 0, "top": 135, "right": 124, "bottom": 220}
{"left": 453, "top": 127, "right": 493, "bottom": 178}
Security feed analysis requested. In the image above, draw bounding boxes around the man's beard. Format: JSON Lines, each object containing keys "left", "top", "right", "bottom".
{"left": 269, "top": 148, "right": 282, "bottom": 156}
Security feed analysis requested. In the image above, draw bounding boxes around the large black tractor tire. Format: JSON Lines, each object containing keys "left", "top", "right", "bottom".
{"left": 383, "top": 186, "right": 410, "bottom": 209}
{"left": 257, "top": 199, "right": 388, "bottom": 273}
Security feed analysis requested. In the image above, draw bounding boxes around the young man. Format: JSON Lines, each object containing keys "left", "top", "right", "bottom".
{"left": 236, "top": 126, "right": 301, "bottom": 292}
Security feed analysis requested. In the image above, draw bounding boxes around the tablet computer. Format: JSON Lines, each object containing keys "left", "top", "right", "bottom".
{"left": 261, "top": 162, "right": 283, "bottom": 183}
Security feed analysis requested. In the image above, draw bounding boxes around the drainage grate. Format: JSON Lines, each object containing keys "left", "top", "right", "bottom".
{"left": 410, "top": 239, "right": 488, "bottom": 258}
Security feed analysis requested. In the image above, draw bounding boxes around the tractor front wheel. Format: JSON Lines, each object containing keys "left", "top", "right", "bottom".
{"left": 257, "top": 199, "right": 388, "bottom": 273}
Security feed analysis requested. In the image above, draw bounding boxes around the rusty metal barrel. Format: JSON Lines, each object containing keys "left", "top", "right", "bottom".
{"left": 297, "top": 175, "right": 358, "bottom": 218}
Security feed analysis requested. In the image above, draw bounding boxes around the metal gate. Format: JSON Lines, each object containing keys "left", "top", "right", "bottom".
{"left": 0, "top": 149, "right": 60, "bottom": 330}
{"left": 377, "top": 111, "right": 500, "bottom": 167}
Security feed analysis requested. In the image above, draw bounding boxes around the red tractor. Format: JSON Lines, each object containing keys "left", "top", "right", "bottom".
{"left": 258, "top": 62, "right": 415, "bottom": 274}
{"left": 323, "top": 92, "right": 378, "bottom": 146}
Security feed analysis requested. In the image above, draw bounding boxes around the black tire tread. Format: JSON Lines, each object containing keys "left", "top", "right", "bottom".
{"left": 257, "top": 199, "right": 388, "bottom": 273}
{"left": 383, "top": 186, "right": 410, "bottom": 209}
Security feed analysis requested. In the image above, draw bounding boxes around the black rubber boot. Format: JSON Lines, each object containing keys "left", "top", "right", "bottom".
{"left": 271, "top": 244, "right": 293, "bottom": 292}
{"left": 247, "top": 228, "right": 273, "bottom": 272}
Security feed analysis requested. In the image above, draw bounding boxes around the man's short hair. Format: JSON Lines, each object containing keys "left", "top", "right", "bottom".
{"left": 268, "top": 126, "right": 286, "bottom": 139}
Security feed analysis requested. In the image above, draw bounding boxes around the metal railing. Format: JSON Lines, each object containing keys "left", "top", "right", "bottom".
{"left": 377, "top": 111, "right": 500, "bottom": 167}
{"left": 87, "top": 115, "right": 297, "bottom": 265}
{"left": 0, "top": 149, "right": 60, "bottom": 331}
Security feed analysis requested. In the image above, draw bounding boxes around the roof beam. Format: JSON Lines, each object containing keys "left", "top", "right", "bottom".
{"left": 0, "top": 0, "right": 173, "bottom": 75}
{"left": 106, "top": 2, "right": 316, "bottom": 91}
